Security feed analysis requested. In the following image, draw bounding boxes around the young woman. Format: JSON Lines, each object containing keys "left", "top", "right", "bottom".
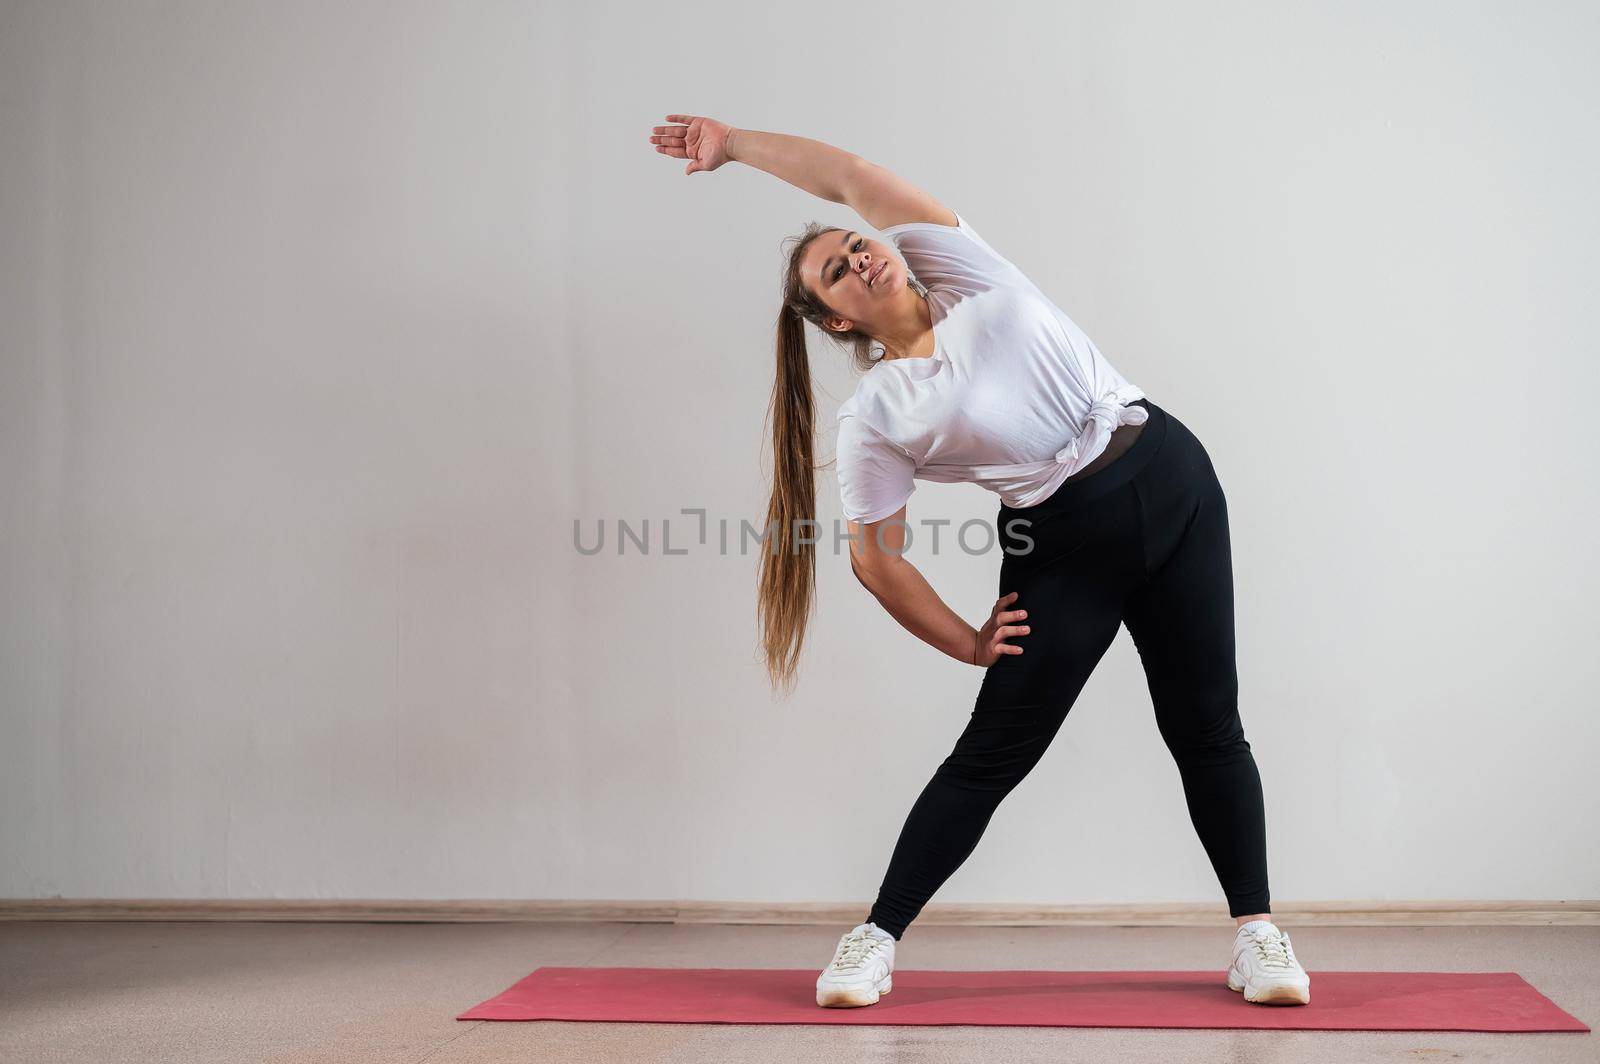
{"left": 648, "top": 114, "right": 1312, "bottom": 1009}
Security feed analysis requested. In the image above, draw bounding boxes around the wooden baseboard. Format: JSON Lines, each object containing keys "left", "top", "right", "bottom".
{"left": 2, "top": 898, "right": 1595, "bottom": 925}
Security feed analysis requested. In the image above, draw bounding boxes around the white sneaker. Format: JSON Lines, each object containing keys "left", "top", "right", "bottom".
{"left": 815, "top": 922, "right": 896, "bottom": 1008}
{"left": 1227, "top": 922, "right": 1311, "bottom": 1005}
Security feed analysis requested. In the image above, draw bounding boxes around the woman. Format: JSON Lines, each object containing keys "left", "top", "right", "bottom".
{"left": 648, "top": 114, "right": 1312, "bottom": 1009}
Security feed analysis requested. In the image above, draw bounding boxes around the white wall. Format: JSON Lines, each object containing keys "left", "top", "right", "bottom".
{"left": 3, "top": 0, "right": 1597, "bottom": 906}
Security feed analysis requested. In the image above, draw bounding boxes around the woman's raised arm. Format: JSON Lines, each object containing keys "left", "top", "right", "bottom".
{"left": 648, "top": 114, "right": 955, "bottom": 231}
{"left": 650, "top": 114, "right": 856, "bottom": 202}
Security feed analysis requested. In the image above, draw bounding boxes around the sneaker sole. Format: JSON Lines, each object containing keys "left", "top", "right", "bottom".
{"left": 1227, "top": 971, "right": 1310, "bottom": 1005}
{"left": 816, "top": 975, "right": 892, "bottom": 1008}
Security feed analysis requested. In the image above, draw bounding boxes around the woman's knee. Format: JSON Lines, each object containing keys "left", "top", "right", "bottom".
{"left": 935, "top": 716, "right": 1056, "bottom": 793}
{"left": 1157, "top": 706, "right": 1251, "bottom": 766}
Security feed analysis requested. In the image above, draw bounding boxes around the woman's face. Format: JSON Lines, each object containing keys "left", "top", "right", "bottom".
{"left": 801, "top": 228, "right": 905, "bottom": 333}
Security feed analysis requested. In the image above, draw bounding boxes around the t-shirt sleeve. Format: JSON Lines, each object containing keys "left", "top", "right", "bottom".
{"left": 877, "top": 212, "right": 1030, "bottom": 293}
{"left": 836, "top": 413, "right": 916, "bottom": 524}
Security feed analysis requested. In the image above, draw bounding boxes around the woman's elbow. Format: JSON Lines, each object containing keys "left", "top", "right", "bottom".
{"left": 849, "top": 551, "right": 874, "bottom": 589}
{"left": 849, "top": 549, "right": 899, "bottom": 594}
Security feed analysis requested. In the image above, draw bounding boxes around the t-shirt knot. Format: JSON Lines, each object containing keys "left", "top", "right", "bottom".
{"left": 1053, "top": 396, "right": 1149, "bottom": 466}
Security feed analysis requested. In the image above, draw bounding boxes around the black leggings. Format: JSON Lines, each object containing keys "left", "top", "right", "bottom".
{"left": 865, "top": 398, "right": 1270, "bottom": 939}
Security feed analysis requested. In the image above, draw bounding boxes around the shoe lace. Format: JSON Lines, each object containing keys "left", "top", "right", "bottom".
{"left": 832, "top": 930, "right": 885, "bottom": 971}
{"left": 1248, "top": 929, "right": 1296, "bottom": 970}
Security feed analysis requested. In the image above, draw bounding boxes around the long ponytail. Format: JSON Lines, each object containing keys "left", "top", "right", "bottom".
{"left": 758, "top": 223, "right": 911, "bottom": 694}
{"left": 757, "top": 304, "right": 818, "bottom": 694}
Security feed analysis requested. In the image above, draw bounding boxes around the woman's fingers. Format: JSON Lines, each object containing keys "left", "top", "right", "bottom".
{"left": 988, "top": 624, "right": 1030, "bottom": 656}
{"left": 649, "top": 124, "right": 688, "bottom": 163}
{"left": 649, "top": 126, "right": 688, "bottom": 160}
{"left": 650, "top": 121, "right": 700, "bottom": 171}
{"left": 998, "top": 608, "right": 1028, "bottom": 624}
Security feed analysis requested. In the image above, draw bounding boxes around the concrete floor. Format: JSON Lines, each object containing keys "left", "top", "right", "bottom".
{"left": 0, "top": 921, "right": 1593, "bottom": 1063}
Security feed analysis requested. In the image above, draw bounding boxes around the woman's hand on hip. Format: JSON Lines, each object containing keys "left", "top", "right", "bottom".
{"left": 650, "top": 114, "right": 735, "bottom": 175}
{"left": 972, "top": 591, "right": 1029, "bottom": 666}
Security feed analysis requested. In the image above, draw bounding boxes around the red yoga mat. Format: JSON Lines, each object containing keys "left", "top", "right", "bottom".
{"left": 458, "top": 966, "right": 1589, "bottom": 1032}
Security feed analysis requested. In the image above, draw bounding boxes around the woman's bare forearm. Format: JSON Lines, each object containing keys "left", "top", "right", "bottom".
{"left": 855, "top": 557, "right": 979, "bottom": 664}
{"left": 727, "top": 127, "right": 865, "bottom": 205}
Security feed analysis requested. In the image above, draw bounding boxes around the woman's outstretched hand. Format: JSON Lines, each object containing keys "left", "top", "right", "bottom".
{"left": 972, "top": 591, "right": 1030, "bottom": 667}
{"left": 649, "top": 114, "right": 735, "bottom": 175}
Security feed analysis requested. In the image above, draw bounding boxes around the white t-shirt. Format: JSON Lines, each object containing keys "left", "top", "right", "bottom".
{"left": 835, "top": 213, "right": 1147, "bottom": 524}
